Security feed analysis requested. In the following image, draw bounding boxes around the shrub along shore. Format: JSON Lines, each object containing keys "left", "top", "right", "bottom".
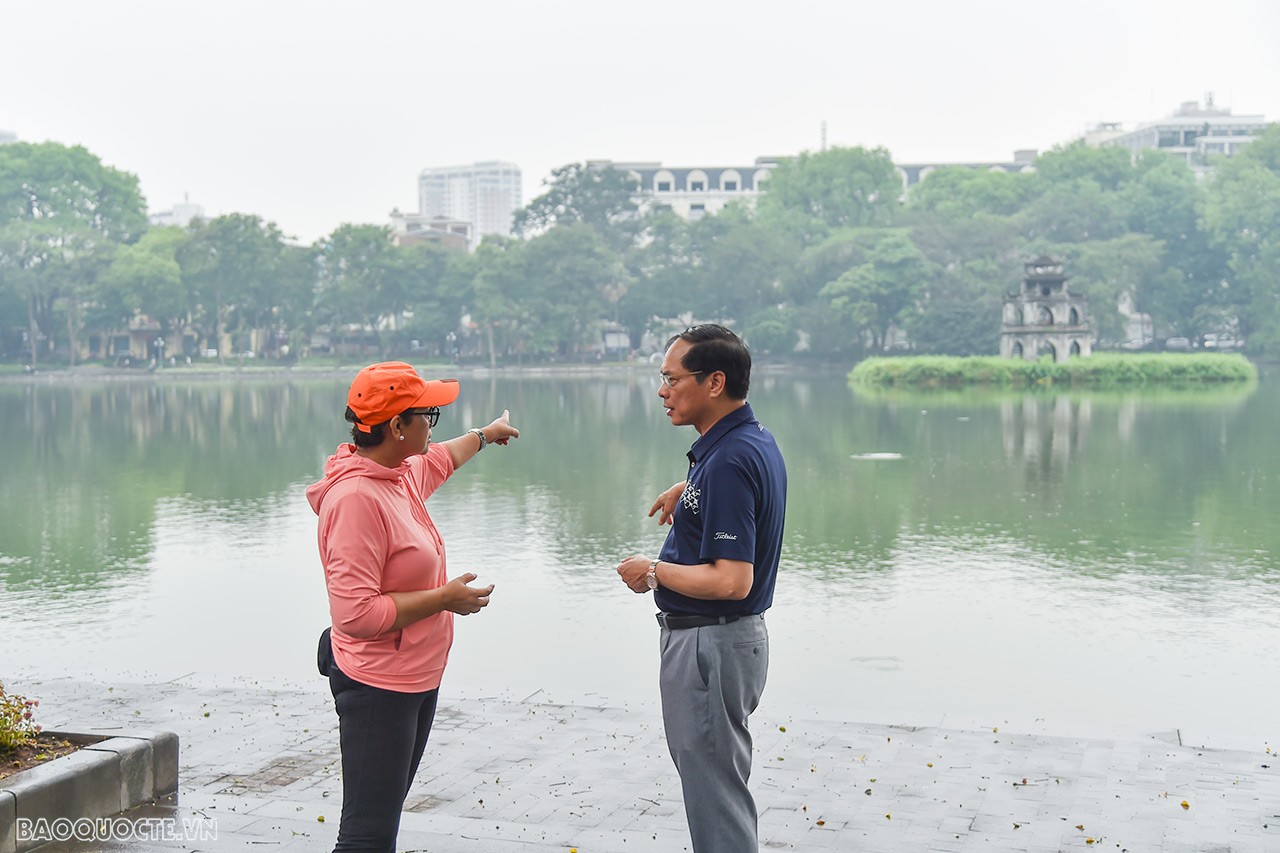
{"left": 849, "top": 353, "right": 1257, "bottom": 388}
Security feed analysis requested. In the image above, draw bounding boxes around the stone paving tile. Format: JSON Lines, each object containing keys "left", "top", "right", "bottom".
{"left": 8, "top": 672, "right": 1280, "bottom": 851}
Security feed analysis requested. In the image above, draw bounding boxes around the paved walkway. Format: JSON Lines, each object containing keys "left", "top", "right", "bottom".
{"left": 10, "top": 673, "right": 1280, "bottom": 852}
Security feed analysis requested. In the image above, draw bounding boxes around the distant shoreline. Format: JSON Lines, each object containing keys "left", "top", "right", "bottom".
{"left": 0, "top": 362, "right": 646, "bottom": 383}
{"left": 0, "top": 358, "right": 813, "bottom": 384}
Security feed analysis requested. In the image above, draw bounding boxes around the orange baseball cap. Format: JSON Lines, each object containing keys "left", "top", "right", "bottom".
{"left": 347, "top": 362, "right": 460, "bottom": 432}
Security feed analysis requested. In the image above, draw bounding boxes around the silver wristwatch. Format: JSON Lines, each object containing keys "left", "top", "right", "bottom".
{"left": 645, "top": 560, "right": 659, "bottom": 590}
{"left": 469, "top": 428, "right": 487, "bottom": 450}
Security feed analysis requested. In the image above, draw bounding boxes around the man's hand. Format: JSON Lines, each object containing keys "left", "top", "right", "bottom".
{"left": 647, "top": 480, "right": 685, "bottom": 526}
{"left": 441, "top": 572, "right": 494, "bottom": 615}
{"left": 616, "top": 555, "right": 652, "bottom": 594}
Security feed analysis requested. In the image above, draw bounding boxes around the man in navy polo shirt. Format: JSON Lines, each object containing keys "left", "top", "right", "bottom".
{"left": 617, "top": 323, "right": 787, "bottom": 853}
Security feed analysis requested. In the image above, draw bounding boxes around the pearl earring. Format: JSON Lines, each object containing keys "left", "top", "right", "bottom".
{"left": 399, "top": 435, "right": 405, "bottom": 441}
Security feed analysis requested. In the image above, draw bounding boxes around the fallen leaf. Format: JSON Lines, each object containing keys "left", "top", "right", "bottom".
{"left": 816, "top": 820, "right": 825, "bottom": 827}
{"left": 1086, "top": 838, "right": 1095, "bottom": 845}
{"left": 1181, "top": 800, "right": 1190, "bottom": 810}
{"left": 885, "top": 813, "right": 891, "bottom": 820}
{"left": 779, "top": 726, "right": 787, "bottom": 732}
{"left": 927, "top": 762, "right": 934, "bottom": 768}
{"left": 1076, "top": 824, "right": 1085, "bottom": 830}
{"left": 1013, "top": 823, "right": 1020, "bottom": 829}
{"left": 864, "top": 789, "right": 872, "bottom": 796}
{"left": 317, "top": 816, "right": 325, "bottom": 823}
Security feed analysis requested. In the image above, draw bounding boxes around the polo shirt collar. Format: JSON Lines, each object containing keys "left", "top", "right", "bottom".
{"left": 688, "top": 403, "right": 757, "bottom": 464}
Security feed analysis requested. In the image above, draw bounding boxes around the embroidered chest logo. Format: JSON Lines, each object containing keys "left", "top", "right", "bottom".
{"left": 681, "top": 479, "right": 701, "bottom": 515}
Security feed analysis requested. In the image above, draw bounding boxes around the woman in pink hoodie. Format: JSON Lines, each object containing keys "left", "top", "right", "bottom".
{"left": 307, "top": 361, "right": 519, "bottom": 852}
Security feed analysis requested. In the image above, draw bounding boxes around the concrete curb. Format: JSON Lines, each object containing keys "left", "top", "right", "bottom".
{"left": 0, "top": 730, "right": 178, "bottom": 853}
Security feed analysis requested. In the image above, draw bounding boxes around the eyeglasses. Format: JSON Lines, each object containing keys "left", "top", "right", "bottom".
{"left": 404, "top": 407, "right": 441, "bottom": 427}
{"left": 658, "top": 371, "right": 705, "bottom": 388}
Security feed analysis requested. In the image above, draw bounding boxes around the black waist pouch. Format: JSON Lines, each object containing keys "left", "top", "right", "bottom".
{"left": 317, "top": 627, "right": 333, "bottom": 677}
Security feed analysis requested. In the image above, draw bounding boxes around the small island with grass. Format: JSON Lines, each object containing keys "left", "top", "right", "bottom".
{"left": 849, "top": 352, "right": 1257, "bottom": 388}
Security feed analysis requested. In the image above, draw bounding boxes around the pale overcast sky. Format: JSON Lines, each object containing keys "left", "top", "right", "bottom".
{"left": 4, "top": 0, "right": 1278, "bottom": 243}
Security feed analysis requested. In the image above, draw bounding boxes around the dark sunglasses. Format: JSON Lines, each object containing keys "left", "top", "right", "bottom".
{"left": 403, "top": 407, "right": 441, "bottom": 428}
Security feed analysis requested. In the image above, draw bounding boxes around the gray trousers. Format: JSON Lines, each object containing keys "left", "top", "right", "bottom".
{"left": 659, "top": 614, "right": 769, "bottom": 853}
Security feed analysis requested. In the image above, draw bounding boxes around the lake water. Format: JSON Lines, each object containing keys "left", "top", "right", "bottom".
{"left": 2, "top": 368, "right": 1277, "bottom": 745}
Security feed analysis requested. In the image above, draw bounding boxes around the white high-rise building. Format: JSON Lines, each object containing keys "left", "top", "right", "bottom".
{"left": 418, "top": 161, "right": 521, "bottom": 249}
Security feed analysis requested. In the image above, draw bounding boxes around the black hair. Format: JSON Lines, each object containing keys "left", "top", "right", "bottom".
{"left": 346, "top": 407, "right": 428, "bottom": 447}
{"left": 345, "top": 404, "right": 414, "bottom": 448}
{"left": 666, "top": 323, "right": 751, "bottom": 400}
{"left": 345, "top": 407, "right": 387, "bottom": 447}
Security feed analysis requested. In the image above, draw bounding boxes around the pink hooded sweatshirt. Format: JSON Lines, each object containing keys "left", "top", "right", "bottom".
{"left": 306, "top": 442, "right": 455, "bottom": 692}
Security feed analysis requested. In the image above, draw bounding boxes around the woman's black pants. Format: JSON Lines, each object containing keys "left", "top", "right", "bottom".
{"left": 323, "top": 634, "right": 439, "bottom": 853}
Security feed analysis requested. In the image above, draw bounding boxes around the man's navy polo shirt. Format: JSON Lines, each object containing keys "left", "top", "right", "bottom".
{"left": 655, "top": 402, "right": 787, "bottom": 617}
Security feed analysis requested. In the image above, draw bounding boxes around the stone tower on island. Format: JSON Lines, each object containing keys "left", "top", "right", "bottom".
{"left": 1000, "top": 257, "right": 1091, "bottom": 362}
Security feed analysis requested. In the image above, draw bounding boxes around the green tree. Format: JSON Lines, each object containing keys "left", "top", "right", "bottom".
{"left": 907, "top": 215, "right": 1025, "bottom": 355}
{"left": 400, "top": 242, "right": 470, "bottom": 356}
{"left": 312, "top": 224, "right": 405, "bottom": 358}
{"left": 1117, "top": 152, "right": 1223, "bottom": 338}
{"left": 619, "top": 211, "right": 697, "bottom": 346}
{"left": 179, "top": 215, "right": 287, "bottom": 360}
{"left": 686, "top": 205, "right": 800, "bottom": 321}
{"left": 1202, "top": 124, "right": 1280, "bottom": 354}
{"left": 907, "top": 167, "right": 1036, "bottom": 218}
{"left": 1033, "top": 142, "right": 1136, "bottom": 192}
{"left": 758, "top": 146, "right": 902, "bottom": 241}
{"left": 470, "top": 226, "right": 624, "bottom": 363}
{"left": 525, "top": 224, "right": 621, "bottom": 356}
{"left": 513, "top": 163, "right": 641, "bottom": 248}
{"left": 101, "top": 226, "right": 188, "bottom": 356}
{"left": 819, "top": 231, "right": 936, "bottom": 352}
{"left": 0, "top": 142, "right": 145, "bottom": 366}
{"left": 1020, "top": 180, "right": 1128, "bottom": 244}
{"left": 271, "top": 243, "right": 318, "bottom": 359}
{"left": 742, "top": 305, "right": 799, "bottom": 356}
{"left": 1052, "top": 234, "right": 1168, "bottom": 344}
{"left": 470, "top": 236, "right": 529, "bottom": 366}
{"left": 781, "top": 227, "right": 883, "bottom": 306}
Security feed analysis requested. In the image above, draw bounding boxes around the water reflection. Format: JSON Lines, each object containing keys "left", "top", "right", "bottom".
{"left": 1001, "top": 395, "right": 1091, "bottom": 484}
{"left": 2, "top": 372, "right": 1277, "bottom": 739}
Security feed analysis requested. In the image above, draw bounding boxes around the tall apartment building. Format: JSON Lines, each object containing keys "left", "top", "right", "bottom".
{"left": 418, "top": 161, "right": 521, "bottom": 249}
